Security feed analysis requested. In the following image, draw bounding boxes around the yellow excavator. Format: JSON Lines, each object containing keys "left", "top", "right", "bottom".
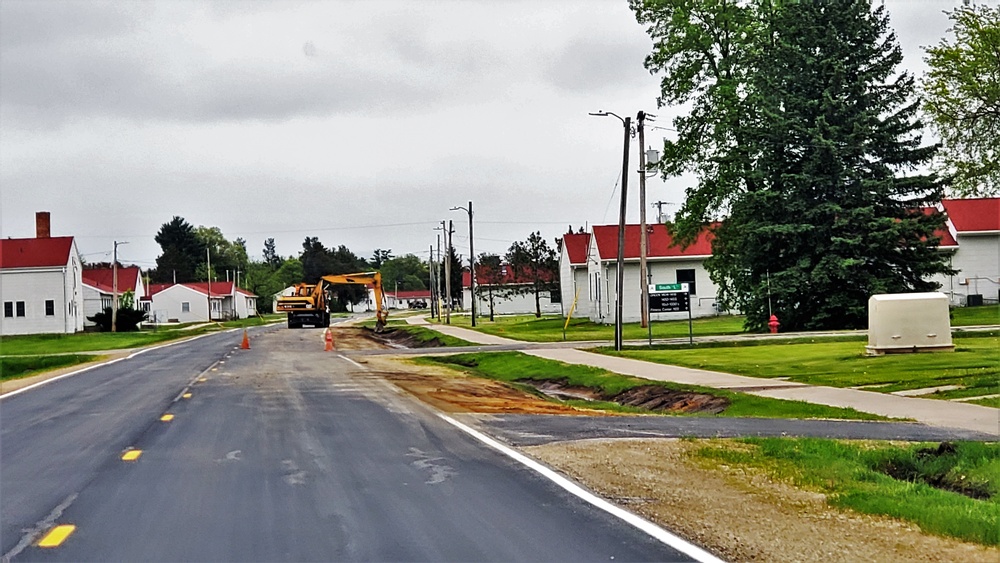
{"left": 275, "top": 271, "right": 388, "bottom": 331}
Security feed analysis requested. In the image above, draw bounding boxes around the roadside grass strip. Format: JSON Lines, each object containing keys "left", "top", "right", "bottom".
{"left": 37, "top": 525, "right": 76, "bottom": 548}
{"left": 690, "top": 438, "right": 1000, "bottom": 546}
{"left": 0, "top": 326, "right": 226, "bottom": 356}
{"left": 0, "top": 354, "right": 103, "bottom": 382}
{"left": 606, "top": 334, "right": 1000, "bottom": 402}
{"left": 951, "top": 304, "right": 1000, "bottom": 326}
{"left": 418, "top": 352, "right": 888, "bottom": 420}
{"left": 438, "top": 314, "right": 748, "bottom": 342}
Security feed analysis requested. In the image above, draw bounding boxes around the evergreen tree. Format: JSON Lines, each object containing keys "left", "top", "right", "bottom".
{"left": 151, "top": 216, "right": 201, "bottom": 283}
{"left": 708, "top": 0, "right": 952, "bottom": 331}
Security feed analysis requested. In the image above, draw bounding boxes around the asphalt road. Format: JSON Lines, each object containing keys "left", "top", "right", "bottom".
{"left": 1, "top": 327, "right": 697, "bottom": 562}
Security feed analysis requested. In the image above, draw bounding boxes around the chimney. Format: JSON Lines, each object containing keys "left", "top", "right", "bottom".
{"left": 36, "top": 211, "right": 51, "bottom": 238}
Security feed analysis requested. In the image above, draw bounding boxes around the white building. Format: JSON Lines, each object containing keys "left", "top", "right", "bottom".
{"left": 558, "top": 232, "right": 591, "bottom": 317}
{"left": 463, "top": 267, "right": 561, "bottom": 317}
{"left": 584, "top": 223, "right": 718, "bottom": 324}
{"left": 81, "top": 266, "right": 147, "bottom": 327}
{"left": 932, "top": 198, "right": 1000, "bottom": 306}
{"left": 0, "top": 212, "right": 85, "bottom": 335}
{"left": 147, "top": 281, "right": 257, "bottom": 323}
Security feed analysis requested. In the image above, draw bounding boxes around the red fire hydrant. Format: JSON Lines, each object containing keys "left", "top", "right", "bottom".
{"left": 768, "top": 314, "right": 780, "bottom": 334}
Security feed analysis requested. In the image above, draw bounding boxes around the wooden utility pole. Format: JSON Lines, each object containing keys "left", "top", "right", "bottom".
{"left": 444, "top": 220, "right": 453, "bottom": 324}
{"left": 637, "top": 111, "right": 649, "bottom": 329}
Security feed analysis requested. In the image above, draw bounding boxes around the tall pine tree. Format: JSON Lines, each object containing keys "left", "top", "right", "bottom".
{"left": 707, "top": 0, "right": 952, "bottom": 330}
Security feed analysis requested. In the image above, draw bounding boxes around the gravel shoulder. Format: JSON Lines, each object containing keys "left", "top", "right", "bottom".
{"left": 526, "top": 439, "right": 999, "bottom": 563}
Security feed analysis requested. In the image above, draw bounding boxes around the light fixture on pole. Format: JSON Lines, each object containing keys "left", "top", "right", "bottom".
{"left": 112, "top": 240, "right": 128, "bottom": 332}
{"left": 590, "top": 110, "right": 631, "bottom": 351}
{"left": 450, "top": 201, "right": 476, "bottom": 327}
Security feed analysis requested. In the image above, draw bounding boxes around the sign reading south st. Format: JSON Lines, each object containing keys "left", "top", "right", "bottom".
{"left": 648, "top": 283, "right": 690, "bottom": 313}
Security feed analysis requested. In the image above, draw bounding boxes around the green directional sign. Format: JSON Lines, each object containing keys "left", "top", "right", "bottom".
{"left": 650, "top": 283, "right": 686, "bottom": 292}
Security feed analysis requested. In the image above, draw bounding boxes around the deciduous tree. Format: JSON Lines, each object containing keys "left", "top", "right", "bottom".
{"left": 922, "top": 4, "right": 1000, "bottom": 197}
{"left": 506, "top": 232, "right": 558, "bottom": 318}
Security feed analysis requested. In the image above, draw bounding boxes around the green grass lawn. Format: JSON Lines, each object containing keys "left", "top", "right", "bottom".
{"left": 0, "top": 326, "right": 219, "bottom": 356}
{"left": 418, "top": 351, "right": 888, "bottom": 420}
{"left": 692, "top": 438, "right": 1000, "bottom": 545}
{"left": 952, "top": 304, "right": 1000, "bottom": 326}
{"left": 221, "top": 314, "right": 284, "bottom": 328}
{"left": 1, "top": 354, "right": 104, "bottom": 381}
{"left": 392, "top": 326, "right": 474, "bottom": 347}
{"left": 607, "top": 334, "right": 1000, "bottom": 406}
{"left": 436, "top": 313, "right": 748, "bottom": 342}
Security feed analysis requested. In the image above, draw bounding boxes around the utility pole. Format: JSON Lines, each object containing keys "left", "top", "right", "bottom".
{"left": 428, "top": 244, "right": 437, "bottom": 318}
{"left": 206, "top": 246, "right": 212, "bottom": 322}
{"left": 637, "top": 111, "right": 650, "bottom": 329}
{"left": 450, "top": 201, "right": 476, "bottom": 327}
{"left": 651, "top": 201, "right": 672, "bottom": 224}
{"left": 436, "top": 234, "right": 443, "bottom": 320}
{"left": 444, "top": 220, "right": 453, "bottom": 324}
{"left": 112, "top": 240, "right": 128, "bottom": 332}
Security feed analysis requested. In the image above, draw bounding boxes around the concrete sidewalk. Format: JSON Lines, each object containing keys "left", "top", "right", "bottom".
{"left": 415, "top": 321, "right": 1000, "bottom": 437}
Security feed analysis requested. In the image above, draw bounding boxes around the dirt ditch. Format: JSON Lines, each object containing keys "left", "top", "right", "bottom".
{"left": 876, "top": 442, "right": 993, "bottom": 500}
{"left": 518, "top": 379, "right": 730, "bottom": 415}
{"left": 366, "top": 326, "right": 449, "bottom": 348}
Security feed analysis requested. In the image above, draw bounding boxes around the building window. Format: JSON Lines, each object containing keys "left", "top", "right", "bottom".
{"left": 3, "top": 302, "right": 12, "bottom": 318}
{"left": 16, "top": 301, "right": 26, "bottom": 317}
{"left": 549, "top": 290, "right": 561, "bottom": 303}
{"left": 45, "top": 300, "right": 55, "bottom": 316}
{"left": 677, "top": 269, "right": 697, "bottom": 295}
{"left": 182, "top": 302, "right": 190, "bottom": 313}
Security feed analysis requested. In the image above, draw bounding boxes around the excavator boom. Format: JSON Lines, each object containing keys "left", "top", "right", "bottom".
{"left": 275, "top": 272, "right": 388, "bottom": 331}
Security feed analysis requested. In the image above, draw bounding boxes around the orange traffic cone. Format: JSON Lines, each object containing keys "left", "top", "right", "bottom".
{"left": 241, "top": 329, "right": 250, "bottom": 350}
{"left": 324, "top": 328, "right": 335, "bottom": 352}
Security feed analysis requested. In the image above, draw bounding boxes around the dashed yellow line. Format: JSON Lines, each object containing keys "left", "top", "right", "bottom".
{"left": 199, "top": 377, "right": 208, "bottom": 381}
{"left": 182, "top": 392, "right": 192, "bottom": 399}
{"left": 160, "top": 413, "right": 174, "bottom": 422}
{"left": 122, "top": 449, "right": 142, "bottom": 461}
{"left": 38, "top": 524, "right": 75, "bottom": 547}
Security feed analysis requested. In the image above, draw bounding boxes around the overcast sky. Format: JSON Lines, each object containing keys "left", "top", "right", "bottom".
{"left": 0, "top": 0, "right": 975, "bottom": 270}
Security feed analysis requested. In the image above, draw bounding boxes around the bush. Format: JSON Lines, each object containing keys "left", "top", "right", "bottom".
{"left": 87, "top": 307, "right": 148, "bottom": 332}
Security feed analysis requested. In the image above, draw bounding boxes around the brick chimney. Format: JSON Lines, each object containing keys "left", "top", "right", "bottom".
{"left": 36, "top": 211, "right": 51, "bottom": 238}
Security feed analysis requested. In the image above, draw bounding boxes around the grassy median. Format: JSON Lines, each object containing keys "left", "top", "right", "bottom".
{"left": 692, "top": 438, "right": 1000, "bottom": 546}
{"left": 420, "top": 351, "right": 889, "bottom": 420}
{"left": 606, "top": 333, "right": 1000, "bottom": 407}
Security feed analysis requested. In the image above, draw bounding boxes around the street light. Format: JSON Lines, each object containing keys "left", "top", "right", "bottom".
{"left": 112, "top": 240, "right": 128, "bottom": 332}
{"left": 450, "top": 201, "right": 476, "bottom": 327}
{"left": 590, "top": 110, "right": 631, "bottom": 351}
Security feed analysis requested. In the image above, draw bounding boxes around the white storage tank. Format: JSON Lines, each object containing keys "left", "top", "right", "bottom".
{"left": 866, "top": 292, "right": 954, "bottom": 356}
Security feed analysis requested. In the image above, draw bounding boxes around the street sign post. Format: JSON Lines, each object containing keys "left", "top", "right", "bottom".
{"left": 648, "top": 283, "right": 694, "bottom": 345}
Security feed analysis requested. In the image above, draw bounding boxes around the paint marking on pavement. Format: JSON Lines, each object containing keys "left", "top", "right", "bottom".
{"left": 199, "top": 377, "right": 208, "bottom": 382}
{"left": 182, "top": 392, "right": 193, "bottom": 399}
{"left": 2, "top": 493, "right": 78, "bottom": 561}
{"left": 161, "top": 413, "right": 175, "bottom": 422}
{"left": 337, "top": 354, "right": 367, "bottom": 370}
{"left": 437, "top": 413, "right": 725, "bottom": 563}
{"left": 122, "top": 450, "right": 143, "bottom": 461}
{"left": 37, "top": 525, "right": 76, "bottom": 548}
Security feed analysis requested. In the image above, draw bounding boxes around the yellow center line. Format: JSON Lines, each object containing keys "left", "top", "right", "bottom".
{"left": 160, "top": 414, "right": 174, "bottom": 422}
{"left": 182, "top": 392, "right": 192, "bottom": 399}
{"left": 38, "top": 524, "right": 75, "bottom": 548}
{"left": 199, "top": 377, "right": 208, "bottom": 381}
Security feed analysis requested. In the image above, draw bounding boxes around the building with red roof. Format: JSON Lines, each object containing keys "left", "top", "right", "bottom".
{"left": 145, "top": 280, "right": 257, "bottom": 323}
{"left": 566, "top": 198, "right": 998, "bottom": 324}
{"left": 0, "top": 212, "right": 85, "bottom": 335}
{"left": 574, "top": 223, "right": 719, "bottom": 324}
{"left": 81, "top": 266, "right": 147, "bottom": 328}
{"left": 559, "top": 232, "right": 591, "bottom": 317}
{"left": 935, "top": 198, "right": 1000, "bottom": 305}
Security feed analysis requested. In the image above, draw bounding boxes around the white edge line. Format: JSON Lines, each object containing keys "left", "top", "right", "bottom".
{"left": 337, "top": 354, "right": 366, "bottom": 370}
{"left": 1, "top": 331, "right": 221, "bottom": 400}
{"left": 437, "top": 413, "right": 726, "bottom": 563}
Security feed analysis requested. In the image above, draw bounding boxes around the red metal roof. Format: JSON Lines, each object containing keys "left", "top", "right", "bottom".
{"left": 391, "top": 289, "right": 432, "bottom": 299}
{"left": 82, "top": 267, "right": 141, "bottom": 293}
{"left": 562, "top": 232, "right": 591, "bottom": 265}
{"left": 0, "top": 236, "right": 74, "bottom": 269}
{"left": 591, "top": 223, "right": 714, "bottom": 261}
{"left": 146, "top": 281, "right": 256, "bottom": 299}
{"left": 942, "top": 198, "right": 1000, "bottom": 232}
